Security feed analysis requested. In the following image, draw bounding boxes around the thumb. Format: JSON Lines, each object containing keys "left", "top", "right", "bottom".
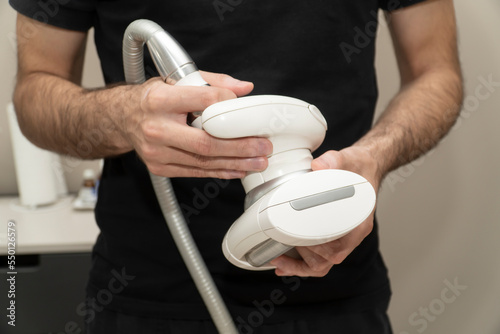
{"left": 311, "top": 150, "right": 344, "bottom": 171}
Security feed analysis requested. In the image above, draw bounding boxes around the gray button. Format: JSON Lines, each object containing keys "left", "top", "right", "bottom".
{"left": 290, "top": 185, "right": 355, "bottom": 211}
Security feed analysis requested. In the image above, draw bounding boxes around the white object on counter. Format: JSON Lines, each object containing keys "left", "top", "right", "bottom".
{"left": 73, "top": 169, "right": 98, "bottom": 210}
{"left": 6, "top": 103, "right": 68, "bottom": 208}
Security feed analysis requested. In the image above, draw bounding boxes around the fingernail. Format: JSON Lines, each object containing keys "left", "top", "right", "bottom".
{"left": 227, "top": 170, "right": 245, "bottom": 179}
{"left": 248, "top": 157, "right": 267, "bottom": 171}
{"left": 258, "top": 140, "right": 273, "bottom": 155}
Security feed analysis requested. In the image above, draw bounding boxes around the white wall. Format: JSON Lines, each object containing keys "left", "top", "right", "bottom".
{"left": 0, "top": 4, "right": 20, "bottom": 194}
{"left": 375, "top": 1, "right": 500, "bottom": 334}
{"left": 0, "top": 4, "right": 103, "bottom": 195}
{"left": 0, "top": 1, "right": 499, "bottom": 333}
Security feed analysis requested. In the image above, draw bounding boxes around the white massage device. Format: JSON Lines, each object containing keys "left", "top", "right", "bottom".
{"left": 201, "top": 97, "right": 376, "bottom": 269}
{"left": 123, "top": 19, "right": 376, "bottom": 333}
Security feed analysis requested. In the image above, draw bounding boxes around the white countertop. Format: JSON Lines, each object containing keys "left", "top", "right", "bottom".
{"left": 0, "top": 195, "right": 99, "bottom": 255}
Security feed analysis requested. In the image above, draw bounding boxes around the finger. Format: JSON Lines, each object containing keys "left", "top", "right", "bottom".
{"left": 156, "top": 147, "right": 269, "bottom": 172}
{"left": 161, "top": 123, "right": 273, "bottom": 158}
{"left": 270, "top": 255, "right": 308, "bottom": 276}
{"left": 295, "top": 246, "right": 332, "bottom": 271}
{"left": 148, "top": 163, "right": 247, "bottom": 179}
{"left": 199, "top": 71, "right": 254, "bottom": 97}
{"left": 303, "top": 240, "right": 346, "bottom": 266}
{"left": 270, "top": 254, "right": 332, "bottom": 278}
{"left": 142, "top": 81, "right": 238, "bottom": 115}
{"left": 307, "top": 217, "right": 375, "bottom": 265}
{"left": 138, "top": 113, "right": 273, "bottom": 158}
{"left": 311, "top": 150, "right": 343, "bottom": 171}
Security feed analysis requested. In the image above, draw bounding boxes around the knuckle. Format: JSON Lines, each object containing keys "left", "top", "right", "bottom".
{"left": 330, "top": 259, "right": 342, "bottom": 266}
{"left": 194, "top": 136, "right": 214, "bottom": 155}
{"left": 240, "top": 137, "right": 268, "bottom": 157}
{"left": 313, "top": 261, "right": 329, "bottom": 272}
{"left": 142, "top": 81, "right": 178, "bottom": 112}
{"left": 140, "top": 144, "right": 158, "bottom": 162}
{"left": 239, "top": 139, "right": 256, "bottom": 155}
{"left": 306, "top": 259, "right": 332, "bottom": 276}
{"left": 142, "top": 86, "right": 163, "bottom": 112}
{"left": 141, "top": 120, "right": 161, "bottom": 142}
{"left": 148, "top": 163, "right": 164, "bottom": 176}
{"left": 193, "top": 154, "right": 212, "bottom": 169}
{"left": 309, "top": 263, "right": 323, "bottom": 272}
{"left": 221, "top": 157, "right": 242, "bottom": 171}
{"left": 215, "top": 171, "right": 234, "bottom": 180}
{"left": 363, "top": 220, "right": 374, "bottom": 235}
{"left": 305, "top": 257, "right": 323, "bottom": 272}
{"left": 316, "top": 269, "right": 330, "bottom": 277}
{"left": 328, "top": 253, "right": 346, "bottom": 266}
{"left": 200, "top": 90, "right": 223, "bottom": 108}
{"left": 191, "top": 168, "right": 206, "bottom": 178}
{"left": 213, "top": 170, "right": 229, "bottom": 179}
{"left": 322, "top": 240, "right": 341, "bottom": 254}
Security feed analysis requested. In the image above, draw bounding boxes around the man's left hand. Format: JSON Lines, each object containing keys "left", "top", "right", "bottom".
{"left": 270, "top": 146, "right": 381, "bottom": 277}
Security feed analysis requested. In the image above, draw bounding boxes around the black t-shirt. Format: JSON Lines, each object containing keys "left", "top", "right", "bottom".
{"left": 11, "top": 0, "right": 426, "bottom": 322}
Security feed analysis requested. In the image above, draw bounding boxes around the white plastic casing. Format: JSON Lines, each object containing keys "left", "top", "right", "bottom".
{"left": 175, "top": 71, "right": 208, "bottom": 87}
{"left": 222, "top": 169, "right": 376, "bottom": 270}
{"left": 196, "top": 95, "right": 377, "bottom": 270}
{"left": 201, "top": 95, "right": 327, "bottom": 192}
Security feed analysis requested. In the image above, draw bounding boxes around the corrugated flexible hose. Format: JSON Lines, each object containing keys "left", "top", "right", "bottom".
{"left": 122, "top": 19, "right": 238, "bottom": 334}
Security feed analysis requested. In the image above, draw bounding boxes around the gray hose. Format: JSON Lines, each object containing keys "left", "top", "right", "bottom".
{"left": 123, "top": 19, "right": 237, "bottom": 334}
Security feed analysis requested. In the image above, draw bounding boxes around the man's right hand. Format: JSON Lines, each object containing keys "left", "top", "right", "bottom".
{"left": 120, "top": 72, "right": 273, "bottom": 179}
{"left": 14, "top": 14, "right": 272, "bottom": 179}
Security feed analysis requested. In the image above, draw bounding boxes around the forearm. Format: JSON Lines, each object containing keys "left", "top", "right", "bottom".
{"left": 287, "top": 0, "right": 464, "bottom": 277}
{"left": 12, "top": 14, "right": 270, "bottom": 179}
{"left": 13, "top": 72, "right": 134, "bottom": 159}
{"left": 354, "top": 68, "right": 463, "bottom": 181}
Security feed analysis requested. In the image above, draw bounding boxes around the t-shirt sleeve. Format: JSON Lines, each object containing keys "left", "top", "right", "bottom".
{"left": 9, "top": 0, "right": 97, "bottom": 32}
{"left": 380, "top": 0, "right": 428, "bottom": 11}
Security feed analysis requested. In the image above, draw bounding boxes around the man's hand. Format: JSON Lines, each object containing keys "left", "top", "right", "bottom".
{"left": 119, "top": 72, "right": 272, "bottom": 179}
{"left": 270, "top": 0, "right": 463, "bottom": 277}
{"left": 270, "top": 146, "right": 380, "bottom": 277}
{"left": 13, "top": 14, "right": 272, "bottom": 179}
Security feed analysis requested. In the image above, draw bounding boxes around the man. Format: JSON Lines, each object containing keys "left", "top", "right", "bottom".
{"left": 10, "top": 0, "right": 462, "bottom": 333}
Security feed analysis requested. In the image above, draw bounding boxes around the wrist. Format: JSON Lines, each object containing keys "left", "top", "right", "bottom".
{"left": 340, "top": 145, "right": 383, "bottom": 191}
{"left": 312, "top": 146, "right": 383, "bottom": 192}
{"left": 94, "top": 83, "right": 138, "bottom": 154}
